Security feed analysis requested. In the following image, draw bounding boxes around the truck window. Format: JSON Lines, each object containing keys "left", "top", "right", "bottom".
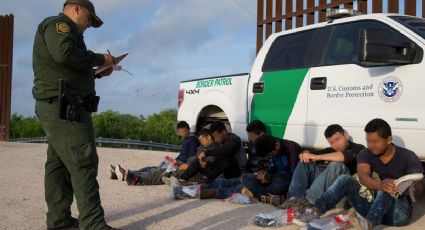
{"left": 390, "top": 16, "right": 425, "bottom": 40}
{"left": 262, "top": 30, "right": 316, "bottom": 71}
{"left": 324, "top": 21, "right": 412, "bottom": 66}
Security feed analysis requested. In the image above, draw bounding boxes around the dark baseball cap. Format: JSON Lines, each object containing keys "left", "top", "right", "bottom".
{"left": 64, "top": 0, "right": 103, "bottom": 28}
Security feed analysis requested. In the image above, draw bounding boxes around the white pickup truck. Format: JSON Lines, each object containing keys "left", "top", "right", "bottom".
{"left": 177, "top": 12, "right": 425, "bottom": 160}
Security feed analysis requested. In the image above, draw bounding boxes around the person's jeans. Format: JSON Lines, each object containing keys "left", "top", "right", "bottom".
{"left": 129, "top": 166, "right": 159, "bottom": 174}
{"left": 128, "top": 167, "right": 165, "bottom": 185}
{"left": 287, "top": 161, "right": 350, "bottom": 203}
{"left": 241, "top": 173, "right": 290, "bottom": 199}
{"left": 180, "top": 158, "right": 206, "bottom": 181}
{"left": 315, "top": 175, "right": 413, "bottom": 227}
{"left": 204, "top": 177, "right": 244, "bottom": 199}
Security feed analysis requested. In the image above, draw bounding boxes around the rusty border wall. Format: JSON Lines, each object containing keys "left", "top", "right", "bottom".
{"left": 257, "top": 0, "right": 425, "bottom": 53}
{"left": 0, "top": 14, "right": 14, "bottom": 141}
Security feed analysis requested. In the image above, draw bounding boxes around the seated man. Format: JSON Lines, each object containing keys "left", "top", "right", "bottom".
{"left": 174, "top": 121, "right": 201, "bottom": 164}
{"left": 165, "top": 128, "right": 219, "bottom": 185}
{"left": 233, "top": 135, "right": 301, "bottom": 205}
{"left": 296, "top": 118, "right": 425, "bottom": 229}
{"left": 282, "top": 124, "right": 365, "bottom": 210}
{"left": 111, "top": 120, "right": 199, "bottom": 185}
{"left": 245, "top": 120, "right": 267, "bottom": 173}
{"left": 196, "top": 120, "right": 270, "bottom": 200}
{"left": 179, "top": 121, "right": 245, "bottom": 182}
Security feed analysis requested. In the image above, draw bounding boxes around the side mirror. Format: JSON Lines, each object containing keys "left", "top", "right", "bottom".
{"left": 359, "top": 28, "right": 421, "bottom": 65}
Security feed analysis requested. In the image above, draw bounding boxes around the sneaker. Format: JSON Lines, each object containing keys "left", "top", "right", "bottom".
{"left": 109, "top": 164, "right": 118, "bottom": 180}
{"left": 295, "top": 207, "right": 320, "bottom": 223}
{"left": 169, "top": 176, "right": 181, "bottom": 187}
{"left": 116, "top": 164, "right": 126, "bottom": 181}
{"left": 281, "top": 196, "right": 298, "bottom": 209}
{"left": 47, "top": 217, "right": 79, "bottom": 229}
{"left": 348, "top": 208, "right": 370, "bottom": 230}
{"left": 162, "top": 176, "right": 172, "bottom": 186}
{"left": 273, "top": 194, "right": 285, "bottom": 206}
{"left": 260, "top": 194, "right": 285, "bottom": 207}
{"left": 296, "top": 196, "right": 314, "bottom": 214}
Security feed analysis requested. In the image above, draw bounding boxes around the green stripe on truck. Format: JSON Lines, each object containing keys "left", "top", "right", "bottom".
{"left": 250, "top": 68, "right": 309, "bottom": 138}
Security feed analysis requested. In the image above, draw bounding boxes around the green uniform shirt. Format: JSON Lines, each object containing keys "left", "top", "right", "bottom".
{"left": 32, "top": 13, "right": 105, "bottom": 100}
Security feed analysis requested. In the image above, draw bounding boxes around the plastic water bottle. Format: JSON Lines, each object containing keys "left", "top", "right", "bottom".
{"left": 225, "top": 193, "right": 253, "bottom": 204}
{"left": 252, "top": 209, "right": 295, "bottom": 227}
{"left": 163, "top": 156, "right": 178, "bottom": 172}
{"left": 171, "top": 185, "right": 199, "bottom": 200}
{"left": 308, "top": 214, "right": 352, "bottom": 230}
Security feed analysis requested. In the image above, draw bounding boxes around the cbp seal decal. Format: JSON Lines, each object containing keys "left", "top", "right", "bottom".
{"left": 378, "top": 77, "right": 403, "bottom": 103}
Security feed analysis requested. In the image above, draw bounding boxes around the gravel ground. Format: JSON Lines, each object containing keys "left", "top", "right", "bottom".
{"left": 1, "top": 142, "right": 424, "bottom": 230}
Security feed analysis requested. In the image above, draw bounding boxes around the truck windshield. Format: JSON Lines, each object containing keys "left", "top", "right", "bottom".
{"left": 390, "top": 16, "right": 425, "bottom": 40}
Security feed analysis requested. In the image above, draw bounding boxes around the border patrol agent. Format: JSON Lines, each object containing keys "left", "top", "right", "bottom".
{"left": 32, "top": 0, "right": 120, "bottom": 229}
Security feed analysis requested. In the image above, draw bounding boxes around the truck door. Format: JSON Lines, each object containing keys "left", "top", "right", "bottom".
{"left": 249, "top": 28, "right": 325, "bottom": 146}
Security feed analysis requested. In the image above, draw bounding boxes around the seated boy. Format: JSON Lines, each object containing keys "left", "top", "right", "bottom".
{"left": 110, "top": 121, "right": 199, "bottom": 185}
{"left": 163, "top": 128, "right": 216, "bottom": 185}
{"left": 197, "top": 120, "right": 267, "bottom": 199}
{"left": 282, "top": 124, "right": 365, "bottom": 211}
{"left": 179, "top": 122, "right": 244, "bottom": 183}
{"left": 199, "top": 134, "right": 301, "bottom": 205}
{"left": 245, "top": 120, "right": 267, "bottom": 173}
{"left": 241, "top": 135, "right": 301, "bottom": 205}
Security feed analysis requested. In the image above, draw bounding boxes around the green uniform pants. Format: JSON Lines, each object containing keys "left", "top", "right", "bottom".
{"left": 35, "top": 100, "right": 106, "bottom": 230}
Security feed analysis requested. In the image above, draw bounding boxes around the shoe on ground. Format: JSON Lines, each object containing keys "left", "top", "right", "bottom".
{"left": 348, "top": 208, "right": 370, "bottom": 230}
{"left": 260, "top": 193, "right": 285, "bottom": 207}
{"left": 169, "top": 176, "right": 181, "bottom": 187}
{"left": 296, "top": 196, "right": 314, "bottom": 214}
{"left": 47, "top": 217, "right": 79, "bottom": 230}
{"left": 116, "top": 164, "right": 126, "bottom": 181}
{"left": 109, "top": 164, "right": 118, "bottom": 180}
{"left": 162, "top": 176, "right": 172, "bottom": 186}
{"left": 281, "top": 196, "right": 298, "bottom": 209}
{"left": 294, "top": 207, "right": 320, "bottom": 223}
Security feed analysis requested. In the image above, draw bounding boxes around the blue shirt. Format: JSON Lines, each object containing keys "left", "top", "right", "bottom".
{"left": 270, "top": 155, "right": 290, "bottom": 173}
{"left": 176, "top": 135, "right": 199, "bottom": 163}
{"left": 357, "top": 145, "right": 424, "bottom": 180}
